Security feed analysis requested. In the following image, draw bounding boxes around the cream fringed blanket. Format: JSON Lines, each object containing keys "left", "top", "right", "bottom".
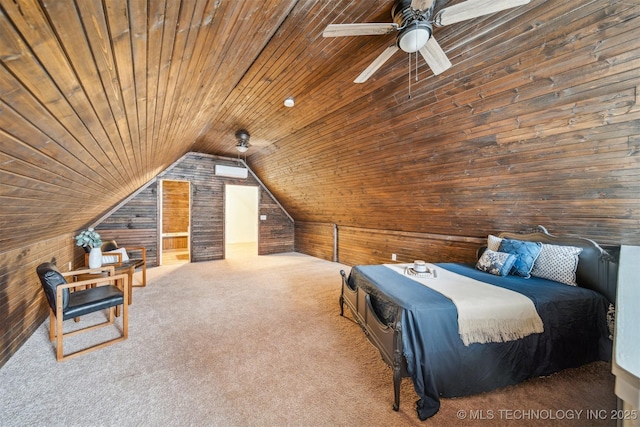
{"left": 384, "top": 263, "right": 544, "bottom": 346}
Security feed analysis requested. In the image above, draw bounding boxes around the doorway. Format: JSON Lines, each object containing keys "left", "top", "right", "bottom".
{"left": 160, "top": 180, "right": 190, "bottom": 265}
{"left": 225, "top": 185, "right": 259, "bottom": 258}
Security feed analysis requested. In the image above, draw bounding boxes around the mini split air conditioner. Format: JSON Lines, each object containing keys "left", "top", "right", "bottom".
{"left": 214, "top": 164, "right": 248, "bottom": 179}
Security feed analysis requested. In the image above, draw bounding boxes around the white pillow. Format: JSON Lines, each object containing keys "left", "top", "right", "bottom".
{"left": 487, "top": 234, "right": 503, "bottom": 251}
{"left": 102, "top": 247, "right": 129, "bottom": 264}
{"left": 530, "top": 244, "right": 582, "bottom": 286}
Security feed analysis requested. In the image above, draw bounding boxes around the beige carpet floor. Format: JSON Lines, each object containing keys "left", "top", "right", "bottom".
{"left": 0, "top": 252, "right": 616, "bottom": 426}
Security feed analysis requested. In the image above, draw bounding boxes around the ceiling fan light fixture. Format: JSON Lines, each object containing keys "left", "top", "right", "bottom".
{"left": 398, "top": 24, "right": 431, "bottom": 53}
{"left": 236, "top": 141, "right": 249, "bottom": 153}
{"left": 235, "top": 129, "right": 250, "bottom": 152}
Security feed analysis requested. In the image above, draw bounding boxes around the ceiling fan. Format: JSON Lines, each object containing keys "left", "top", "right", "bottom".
{"left": 235, "top": 129, "right": 250, "bottom": 153}
{"left": 323, "top": 0, "right": 531, "bottom": 83}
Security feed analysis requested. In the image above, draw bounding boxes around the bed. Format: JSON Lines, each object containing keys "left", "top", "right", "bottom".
{"left": 339, "top": 226, "right": 618, "bottom": 420}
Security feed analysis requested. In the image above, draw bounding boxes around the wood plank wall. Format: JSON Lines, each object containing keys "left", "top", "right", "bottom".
{"left": 161, "top": 180, "right": 190, "bottom": 251}
{"left": 249, "top": 0, "right": 640, "bottom": 252}
{"left": 163, "top": 236, "right": 189, "bottom": 251}
{"left": 0, "top": 235, "right": 75, "bottom": 367}
{"left": 97, "top": 153, "right": 293, "bottom": 264}
{"left": 295, "top": 221, "right": 483, "bottom": 266}
{"left": 337, "top": 226, "right": 483, "bottom": 266}
{"left": 162, "top": 180, "right": 190, "bottom": 234}
{"left": 294, "top": 222, "right": 336, "bottom": 261}
{"left": 94, "top": 183, "right": 159, "bottom": 266}
{"left": 258, "top": 187, "right": 294, "bottom": 255}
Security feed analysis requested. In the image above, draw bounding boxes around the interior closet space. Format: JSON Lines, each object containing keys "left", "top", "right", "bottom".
{"left": 161, "top": 180, "right": 191, "bottom": 265}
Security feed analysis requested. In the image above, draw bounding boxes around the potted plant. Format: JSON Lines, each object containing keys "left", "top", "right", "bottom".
{"left": 75, "top": 228, "right": 103, "bottom": 268}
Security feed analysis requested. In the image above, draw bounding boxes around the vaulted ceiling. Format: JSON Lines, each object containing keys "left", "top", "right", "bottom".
{"left": 2, "top": 0, "right": 639, "bottom": 253}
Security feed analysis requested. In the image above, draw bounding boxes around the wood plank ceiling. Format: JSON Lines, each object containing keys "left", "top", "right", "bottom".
{"left": 1, "top": 0, "right": 639, "bottom": 254}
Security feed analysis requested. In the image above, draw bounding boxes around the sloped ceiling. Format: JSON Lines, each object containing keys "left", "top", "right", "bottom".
{"left": 2, "top": 0, "right": 639, "bottom": 253}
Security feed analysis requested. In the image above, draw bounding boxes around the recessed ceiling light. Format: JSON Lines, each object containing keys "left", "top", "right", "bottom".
{"left": 284, "top": 97, "right": 295, "bottom": 108}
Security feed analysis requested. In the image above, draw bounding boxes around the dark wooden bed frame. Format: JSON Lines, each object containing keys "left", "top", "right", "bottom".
{"left": 339, "top": 225, "right": 619, "bottom": 412}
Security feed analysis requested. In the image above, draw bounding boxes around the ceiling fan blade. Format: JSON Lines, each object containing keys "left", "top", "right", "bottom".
{"left": 323, "top": 23, "right": 397, "bottom": 38}
{"left": 434, "top": 0, "right": 531, "bottom": 27}
{"left": 354, "top": 45, "right": 399, "bottom": 83}
{"left": 410, "top": 0, "right": 435, "bottom": 12}
{"left": 419, "top": 37, "right": 452, "bottom": 75}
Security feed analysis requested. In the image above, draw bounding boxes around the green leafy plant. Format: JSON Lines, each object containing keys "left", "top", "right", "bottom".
{"left": 75, "top": 228, "right": 103, "bottom": 249}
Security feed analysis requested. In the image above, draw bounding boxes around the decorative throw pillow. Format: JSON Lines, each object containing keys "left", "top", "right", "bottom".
{"left": 487, "top": 234, "right": 503, "bottom": 252}
{"left": 530, "top": 244, "right": 582, "bottom": 286}
{"left": 102, "top": 247, "right": 129, "bottom": 264}
{"left": 498, "top": 238, "right": 543, "bottom": 278}
{"left": 476, "top": 249, "right": 517, "bottom": 277}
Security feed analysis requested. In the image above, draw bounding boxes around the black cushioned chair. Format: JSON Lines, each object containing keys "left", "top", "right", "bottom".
{"left": 36, "top": 262, "right": 128, "bottom": 361}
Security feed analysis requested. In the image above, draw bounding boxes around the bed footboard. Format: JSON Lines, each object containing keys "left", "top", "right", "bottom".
{"left": 340, "top": 270, "right": 409, "bottom": 411}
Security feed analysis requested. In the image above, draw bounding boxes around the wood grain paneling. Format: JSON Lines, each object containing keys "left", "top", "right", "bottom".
{"left": 95, "top": 153, "right": 293, "bottom": 265}
{"left": 92, "top": 227, "right": 159, "bottom": 268}
{"left": 246, "top": 0, "right": 640, "bottom": 249}
{"left": 163, "top": 236, "right": 189, "bottom": 250}
{"left": 161, "top": 154, "right": 224, "bottom": 262}
{"left": 95, "top": 181, "right": 159, "bottom": 266}
{"left": 295, "top": 221, "right": 484, "bottom": 266}
{"left": 0, "top": 235, "right": 75, "bottom": 368}
{"left": 0, "top": 0, "right": 297, "bottom": 253}
{"left": 337, "top": 226, "right": 483, "bottom": 266}
{"left": 162, "top": 181, "right": 190, "bottom": 234}
{"left": 258, "top": 187, "right": 295, "bottom": 255}
{"left": 295, "top": 222, "right": 336, "bottom": 262}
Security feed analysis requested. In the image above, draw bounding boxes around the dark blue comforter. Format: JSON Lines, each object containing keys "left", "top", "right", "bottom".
{"left": 348, "top": 263, "right": 611, "bottom": 420}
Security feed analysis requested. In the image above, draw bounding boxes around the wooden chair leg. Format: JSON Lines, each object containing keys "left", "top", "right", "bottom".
{"left": 122, "top": 299, "right": 128, "bottom": 339}
{"left": 56, "top": 312, "right": 64, "bottom": 362}
{"left": 127, "top": 269, "right": 133, "bottom": 304}
{"left": 133, "top": 265, "right": 146, "bottom": 287}
{"left": 114, "top": 274, "right": 131, "bottom": 315}
{"left": 49, "top": 309, "right": 55, "bottom": 341}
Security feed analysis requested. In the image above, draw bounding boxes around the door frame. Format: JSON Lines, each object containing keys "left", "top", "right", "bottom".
{"left": 158, "top": 179, "right": 191, "bottom": 265}
{"left": 224, "top": 184, "right": 260, "bottom": 258}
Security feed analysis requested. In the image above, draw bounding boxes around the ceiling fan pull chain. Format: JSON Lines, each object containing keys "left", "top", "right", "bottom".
{"left": 408, "top": 52, "right": 412, "bottom": 99}
{"left": 415, "top": 44, "right": 419, "bottom": 82}
{"left": 415, "top": 21, "right": 419, "bottom": 82}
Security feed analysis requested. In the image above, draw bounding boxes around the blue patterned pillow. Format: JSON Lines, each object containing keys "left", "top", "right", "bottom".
{"left": 498, "top": 238, "right": 543, "bottom": 278}
{"left": 476, "top": 249, "right": 517, "bottom": 276}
